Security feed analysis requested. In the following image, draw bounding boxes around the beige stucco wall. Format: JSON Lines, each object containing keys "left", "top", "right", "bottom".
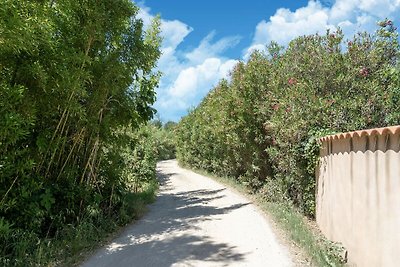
{"left": 316, "top": 127, "right": 400, "bottom": 266}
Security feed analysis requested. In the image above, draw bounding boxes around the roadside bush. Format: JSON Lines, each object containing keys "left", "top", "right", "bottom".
{"left": 176, "top": 21, "right": 399, "bottom": 217}
{"left": 153, "top": 121, "right": 177, "bottom": 160}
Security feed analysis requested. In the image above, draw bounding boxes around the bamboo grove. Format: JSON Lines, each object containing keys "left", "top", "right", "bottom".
{"left": 0, "top": 1, "right": 162, "bottom": 264}
{"left": 176, "top": 21, "right": 400, "bottom": 217}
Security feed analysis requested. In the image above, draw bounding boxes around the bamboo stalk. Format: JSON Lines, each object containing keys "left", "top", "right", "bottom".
{"left": 44, "top": 114, "right": 70, "bottom": 179}
{"left": 55, "top": 124, "right": 72, "bottom": 170}
{"left": 0, "top": 176, "right": 18, "bottom": 206}
{"left": 56, "top": 128, "right": 84, "bottom": 181}
{"left": 80, "top": 137, "right": 97, "bottom": 184}
{"left": 87, "top": 138, "right": 99, "bottom": 186}
{"left": 71, "top": 128, "right": 86, "bottom": 169}
{"left": 91, "top": 136, "right": 100, "bottom": 174}
{"left": 108, "top": 184, "right": 114, "bottom": 214}
{"left": 37, "top": 108, "right": 69, "bottom": 172}
{"left": 38, "top": 31, "right": 94, "bottom": 173}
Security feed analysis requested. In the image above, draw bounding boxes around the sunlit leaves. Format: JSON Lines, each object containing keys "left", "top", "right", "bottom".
{"left": 0, "top": 0, "right": 161, "bottom": 262}
{"left": 176, "top": 21, "right": 400, "bottom": 217}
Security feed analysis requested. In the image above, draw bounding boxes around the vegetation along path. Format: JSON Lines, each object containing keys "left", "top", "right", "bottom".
{"left": 81, "top": 160, "right": 293, "bottom": 266}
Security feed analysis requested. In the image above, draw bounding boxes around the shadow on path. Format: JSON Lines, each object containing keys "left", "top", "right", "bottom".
{"left": 83, "top": 167, "right": 251, "bottom": 267}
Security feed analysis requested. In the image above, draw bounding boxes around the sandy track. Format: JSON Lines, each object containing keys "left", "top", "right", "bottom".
{"left": 81, "top": 159, "right": 293, "bottom": 267}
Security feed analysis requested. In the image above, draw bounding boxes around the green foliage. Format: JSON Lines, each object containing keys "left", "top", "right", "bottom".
{"left": 156, "top": 122, "right": 177, "bottom": 160}
{"left": 266, "top": 201, "right": 345, "bottom": 266}
{"left": 146, "top": 121, "right": 177, "bottom": 160}
{"left": 0, "top": 0, "right": 162, "bottom": 265}
{"left": 176, "top": 21, "right": 400, "bottom": 217}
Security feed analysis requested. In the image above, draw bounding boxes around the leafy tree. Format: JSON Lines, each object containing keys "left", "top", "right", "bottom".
{"left": 164, "top": 121, "right": 177, "bottom": 131}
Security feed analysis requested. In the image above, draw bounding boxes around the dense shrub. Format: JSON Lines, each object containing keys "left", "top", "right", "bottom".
{"left": 0, "top": 1, "right": 161, "bottom": 265}
{"left": 150, "top": 121, "right": 177, "bottom": 160}
{"left": 176, "top": 21, "right": 400, "bottom": 217}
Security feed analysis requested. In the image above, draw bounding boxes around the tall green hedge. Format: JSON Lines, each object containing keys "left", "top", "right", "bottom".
{"left": 176, "top": 21, "right": 400, "bottom": 217}
{"left": 0, "top": 1, "right": 161, "bottom": 264}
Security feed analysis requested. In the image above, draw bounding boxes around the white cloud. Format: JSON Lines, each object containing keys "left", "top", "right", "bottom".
{"left": 358, "top": 0, "right": 400, "bottom": 17}
{"left": 248, "top": 1, "right": 333, "bottom": 51}
{"left": 243, "top": 44, "right": 267, "bottom": 61}
{"left": 185, "top": 32, "right": 241, "bottom": 64}
{"left": 155, "top": 32, "right": 239, "bottom": 120}
{"left": 137, "top": 3, "right": 192, "bottom": 80}
{"left": 329, "top": 0, "right": 358, "bottom": 22}
{"left": 154, "top": 57, "right": 237, "bottom": 120}
{"left": 169, "top": 67, "right": 199, "bottom": 98}
{"left": 161, "top": 20, "right": 193, "bottom": 50}
{"left": 245, "top": 0, "right": 400, "bottom": 57}
{"left": 169, "top": 58, "right": 237, "bottom": 98}
{"left": 136, "top": 4, "right": 153, "bottom": 26}
{"left": 157, "top": 57, "right": 238, "bottom": 121}
{"left": 137, "top": 3, "right": 240, "bottom": 122}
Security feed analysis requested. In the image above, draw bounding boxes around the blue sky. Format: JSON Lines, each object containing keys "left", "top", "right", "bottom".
{"left": 137, "top": 0, "right": 400, "bottom": 122}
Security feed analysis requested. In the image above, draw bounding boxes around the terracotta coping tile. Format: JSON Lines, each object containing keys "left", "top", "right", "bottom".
{"left": 320, "top": 125, "right": 400, "bottom": 142}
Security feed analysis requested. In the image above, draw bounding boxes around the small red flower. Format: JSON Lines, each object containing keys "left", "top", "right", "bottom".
{"left": 272, "top": 104, "right": 280, "bottom": 111}
{"left": 288, "top": 78, "right": 297, "bottom": 85}
{"left": 359, "top": 67, "right": 369, "bottom": 77}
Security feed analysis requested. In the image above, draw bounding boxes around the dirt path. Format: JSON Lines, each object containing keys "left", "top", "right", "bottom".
{"left": 81, "top": 160, "right": 293, "bottom": 267}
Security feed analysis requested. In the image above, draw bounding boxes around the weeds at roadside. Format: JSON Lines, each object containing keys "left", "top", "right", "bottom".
{"left": 1, "top": 181, "right": 158, "bottom": 267}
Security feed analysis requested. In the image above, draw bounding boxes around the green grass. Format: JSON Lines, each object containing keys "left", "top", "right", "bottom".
{"left": 261, "top": 201, "right": 345, "bottom": 267}
{"left": 1, "top": 181, "right": 158, "bottom": 267}
{"left": 180, "top": 164, "right": 345, "bottom": 267}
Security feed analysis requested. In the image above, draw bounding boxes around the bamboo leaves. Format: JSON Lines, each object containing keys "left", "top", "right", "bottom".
{"left": 0, "top": 1, "right": 161, "bottom": 261}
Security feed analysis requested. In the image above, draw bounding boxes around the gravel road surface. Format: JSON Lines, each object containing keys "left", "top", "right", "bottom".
{"left": 81, "top": 159, "right": 293, "bottom": 267}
